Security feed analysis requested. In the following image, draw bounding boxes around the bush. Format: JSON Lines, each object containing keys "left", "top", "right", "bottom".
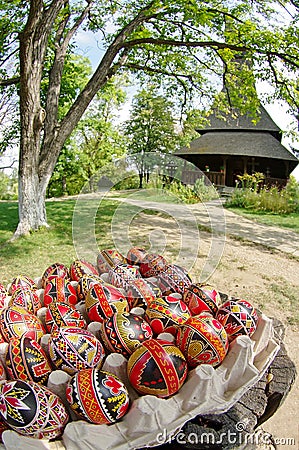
{"left": 193, "top": 178, "right": 219, "bottom": 202}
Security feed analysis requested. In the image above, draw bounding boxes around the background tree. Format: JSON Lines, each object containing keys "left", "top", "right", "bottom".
{"left": 0, "top": 0, "right": 298, "bottom": 237}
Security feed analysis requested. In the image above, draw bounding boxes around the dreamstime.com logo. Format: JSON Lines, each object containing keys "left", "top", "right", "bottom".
{"left": 72, "top": 152, "right": 226, "bottom": 281}
{"left": 156, "top": 421, "right": 297, "bottom": 447}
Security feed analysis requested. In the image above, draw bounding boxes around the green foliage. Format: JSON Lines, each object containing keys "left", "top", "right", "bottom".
{"left": 193, "top": 178, "right": 219, "bottom": 202}
{"left": 0, "top": 170, "right": 18, "bottom": 200}
{"left": 113, "top": 174, "right": 140, "bottom": 190}
{"left": 236, "top": 172, "right": 265, "bottom": 190}
{"left": 226, "top": 176, "right": 299, "bottom": 214}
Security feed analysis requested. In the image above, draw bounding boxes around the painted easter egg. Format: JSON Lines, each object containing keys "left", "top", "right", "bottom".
{"left": 85, "top": 283, "right": 128, "bottom": 323}
{"left": 183, "top": 283, "right": 221, "bottom": 316}
{"left": 139, "top": 253, "right": 168, "bottom": 278}
{"left": 43, "top": 276, "right": 78, "bottom": 306}
{"left": 101, "top": 312, "right": 153, "bottom": 358}
{"left": 70, "top": 260, "right": 98, "bottom": 282}
{"left": 145, "top": 294, "right": 191, "bottom": 335}
{"left": 9, "top": 287, "right": 41, "bottom": 315}
{"left": 176, "top": 315, "right": 229, "bottom": 368}
{"left": 49, "top": 326, "right": 105, "bottom": 375}
{"left": 108, "top": 264, "right": 141, "bottom": 290}
{"left": 216, "top": 299, "right": 259, "bottom": 341}
{"left": 156, "top": 264, "right": 192, "bottom": 296}
{"left": 0, "top": 306, "right": 45, "bottom": 343}
{"left": 76, "top": 273, "right": 103, "bottom": 301}
{"left": 41, "top": 263, "right": 69, "bottom": 288}
{"left": 126, "top": 247, "right": 148, "bottom": 265}
{"left": 125, "top": 278, "right": 162, "bottom": 309}
{"left": 6, "top": 336, "right": 52, "bottom": 385}
{"left": 0, "top": 379, "right": 68, "bottom": 439}
{"left": 127, "top": 339, "right": 188, "bottom": 398}
{"left": 0, "top": 285, "right": 8, "bottom": 310}
{"left": 45, "top": 301, "right": 86, "bottom": 333}
{"left": 0, "top": 359, "right": 6, "bottom": 382}
{"left": 10, "top": 275, "right": 37, "bottom": 294}
{"left": 66, "top": 368, "right": 130, "bottom": 424}
{"left": 97, "top": 249, "right": 127, "bottom": 274}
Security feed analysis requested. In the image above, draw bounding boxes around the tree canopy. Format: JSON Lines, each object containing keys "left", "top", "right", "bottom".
{"left": 0, "top": 0, "right": 298, "bottom": 236}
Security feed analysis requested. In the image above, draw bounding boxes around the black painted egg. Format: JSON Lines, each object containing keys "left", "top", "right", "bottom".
{"left": 127, "top": 339, "right": 188, "bottom": 398}
{"left": 176, "top": 315, "right": 229, "bottom": 368}
{"left": 108, "top": 263, "right": 141, "bottom": 290}
{"left": 66, "top": 368, "right": 130, "bottom": 424}
{"left": 70, "top": 259, "right": 98, "bottom": 282}
{"left": 44, "top": 276, "right": 78, "bottom": 306}
{"left": 145, "top": 294, "right": 191, "bottom": 335}
{"left": 101, "top": 312, "right": 153, "bottom": 358}
{"left": 49, "top": 326, "right": 105, "bottom": 375}
{"left": 45, "top": 301, "right": 86, "bottom": 333}
{"left": 0, "top": 306, "right": 45, "bottom": 343}
{"left": 125, "top": 278, "right": 162, "bottom": 309}
{"left": 9, "top": 287, "right": 42, "bottom": 315}
{"left": 216, "top": 299, "right": 259, "bottom": 341}
{"left": 6, "top": 336, "right": 52, "bottom": 385}
{"left": 76, "top": 273, "right": 103, "bottom": 301}
{"left": 97, "top": 249, "right": 126, "bottom": 274}
{"left": 0, "top": 379, "right": 68, "bottom": 438}
{"left": 85, "top": 283, "right": 128, "bottom": 323}
{"left": 156, "top": 264, "right": 192, "bottom": 296}
{"left": 183, "top": 283, "right": 221, "bottom": 316}
{"left": 41, "top": 262, "right": 70, "bottom": 288}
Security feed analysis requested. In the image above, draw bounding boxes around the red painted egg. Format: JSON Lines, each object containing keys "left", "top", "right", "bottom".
{"left": 10, "top": 275, "right": 37, "bottom": 294}
{"left": 66, "top": 369, "right": 130, "bottom": 424}
{"left": 85, "top": 283, "right": 128, "bottom": 323}
{"left": 43, "top": 276, "right": 78, "bottom": 306}
{"left": 145, "top": 294, "right": 191, "bottom": 335}
{"left": 0, "top": 306, "right": 45, "bottom": 343}
{"left": 108, "top": 264, "right": 141, "bottom": 290}
{"left": 216, "top": 299, "right": 259, "bottom": 341}
{"left": 101, "top": 312, "right": 153, "bottom": 358}
{"left": 0, "top": 359, "right": 6, "bottom": 382}
{"left": 176, "top": 315, "right": 229, "bottom": 368}
{"left": 125, "top": 278, "right": 162, "bottom": 309}
{"left": 49, "top": 326, "right": 105, "bottom": 375}
{"left": 9, "top": 287, "right": 42, "bottom": 315}
{"left": 127, "top": 339, "right": 188, "bottom": 398}
{"left": 139, "top": 253, "right": 167, "bottom": 278}
{"left": 70, "top": 259, "right": 98, "bottom": 282}
{"left": 0, "top": 285, "right": 8, "bottom": 310}
{"left": 76, "top": 273, "right": 103, "bottom": 301}
{"left": 6, "top": 336, "right": 52, "bottom": 385}
{"left": 41, "top": 263, "right": 70, "bottom": 288}
{"left": 0, "top": 379, "right": 68, "bottom": 439}
{"left": 45, "top": 301, "right": 86, "bottom": 333}
{"left": 97, "top": 249, "right": 126, "bottom": 274}
{"left": 126, "top": 247, "right": 148, "bottom": 265}
{"left": 156, "top": 264, "right": 192, "bottom": 296}
{"left": 183, "top": 283, "right": 221, "bottom": 316}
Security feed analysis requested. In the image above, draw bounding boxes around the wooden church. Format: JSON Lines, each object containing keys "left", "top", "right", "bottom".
{"left": 176, "top": 106, "right": 298, "bottom": 188}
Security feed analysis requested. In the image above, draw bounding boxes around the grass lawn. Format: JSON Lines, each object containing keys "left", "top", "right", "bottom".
{"left": 226, "top": 206, "right": 299, "bottom": 233}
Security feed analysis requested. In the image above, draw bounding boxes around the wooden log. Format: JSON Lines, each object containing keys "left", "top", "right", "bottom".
{"left": 140, "top": 319, "right": 296, "bottom": 450}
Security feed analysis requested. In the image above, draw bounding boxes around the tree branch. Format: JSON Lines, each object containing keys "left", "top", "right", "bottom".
{"left": 0, "top": 77, "right": 20, "bottom": 87}
{"left": 0, "top": 159, "right": 17, "bottom": 170}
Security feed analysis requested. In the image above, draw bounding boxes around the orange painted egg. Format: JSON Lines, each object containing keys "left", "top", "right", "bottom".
{"left": 49, "top": 326, "right": 105, "bottom": 375}
{"left": 6, "top": 336, "right": 52, "bottom": 385}
{"left": 9, "top": 287, "right": 42, "bottom": 315}
{"left": 0, "top": 379, "right": 68, "bottom": 439}
{"left": 145, "top": 294, "right": 191, "bottom": 335}
{"left": 45, "top": 301, "right": 86, "bottom": 333}
{"left": 176, "top": 315, "right": 229, "bottom": 368}
{"left": 66, "top": 369, "right": 130, "bottom": 424}
{"left": 70, "top": 259, "right": 98, "bottom": 282}
{"left": 183, "top": 283, "right": 221, "bottom": 316}
{"left": 85, "top": 283, "right": 128, "bottom": 323}
{"left": 127, "top": 339, "right": 188, "bottom": 398}
{"left": 97, "top": 249, "right": 126, "bottom": 274}
{"left": 43, "top": 277, "right": 78, "bottom": 306}
{"left": 101, "top": 312, "right": 153, "bottom": 358}
{"left": 0, "top": 306, "right": 45, "bottom": 343}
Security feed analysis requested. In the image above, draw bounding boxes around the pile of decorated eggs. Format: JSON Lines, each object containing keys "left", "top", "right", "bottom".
{"left": 0, "top": 249, "right": 260, "bottom": 439}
